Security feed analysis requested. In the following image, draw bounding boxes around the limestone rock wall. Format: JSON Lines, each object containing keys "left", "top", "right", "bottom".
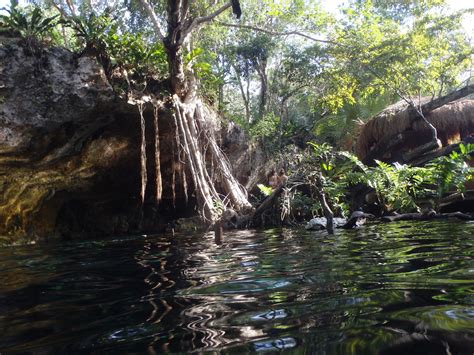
{"left": 0, "top": 39, "right": 163, "bottom": 243}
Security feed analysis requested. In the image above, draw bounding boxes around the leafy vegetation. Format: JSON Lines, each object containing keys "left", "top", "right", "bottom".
{"left": 426, "top": 143, "right": 474, "bottom": 205}
{"left": 65, "top": 12, "right": 168, "bottom": 79}
{"left": 257, "top": 184, "right": 274, "bottom": 197}
{"left": 291, "top": 143, "right": 474, "bottom": 217}
{"left": 2, "top": 0, "right": 471, "bottom": 136}
{"left": 0, "top": 1, "right": 58, "bottom": 41}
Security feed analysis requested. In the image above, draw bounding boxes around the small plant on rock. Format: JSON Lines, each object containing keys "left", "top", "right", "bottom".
{"left": 0, "top": 1, "right": 59, "bottom": 45}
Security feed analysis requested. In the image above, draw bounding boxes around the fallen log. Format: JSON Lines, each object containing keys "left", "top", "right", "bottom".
{"left": 253, "top": 184, "right": 285, "bottom": 217}
{"left": 362, "top": 132, "right": 405, "bottom": 165}
{"left": 402, "top": 139, "right": 442, "bottom": 163}
{"left": 409, "top": 139, "right": 474, "bottom": 166}
{"left": 438, "top": 190, "right": 474, "bottom": 208}
{"left": 382, "top": 211, "right": 473, "bottom": 222}
{"left": 418, "top": 84, "right": 474, "bottom": 116}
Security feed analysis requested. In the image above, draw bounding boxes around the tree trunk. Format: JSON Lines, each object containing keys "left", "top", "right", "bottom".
{"left": 278, "top": 98, "right": 288, "bottom": 149}
{"left": 173, "top": 94, "right": 252, "bottom": 221}
{"left": 419, "top": 84, "right": 474, "bottom": 116}
{"left": 256, "top": 59, "right": 268, "bottom": 120}
{"left": 152, "top": 104, "right": 162, "bottom": 203}
{"left": 231, "top": 62, "right": 251, "bottom": 123}
{"left": 218, "top": 82, "right": 224, "bottom": 114}
{"left": 165, "top": 44, "right": 188, "bottom": 98}
{"left": 138, "top": 0, "right": 252, "bottom": 223}
{"left": 137, "top": 102, "right": 147, "bottom": 205}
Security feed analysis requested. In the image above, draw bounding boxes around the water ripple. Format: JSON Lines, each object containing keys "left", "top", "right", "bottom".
{"left": 0, "top": 220, "right": 473, "bottom": 353}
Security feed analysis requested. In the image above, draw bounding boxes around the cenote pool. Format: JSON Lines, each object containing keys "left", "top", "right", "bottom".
{"left": 0, "top": 220, "right": 473, "bottom": 354}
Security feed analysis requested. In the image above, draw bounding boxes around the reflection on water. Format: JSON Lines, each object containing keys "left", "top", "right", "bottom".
{"left": 0, "top": 221, "right": 473, "bottom": 353}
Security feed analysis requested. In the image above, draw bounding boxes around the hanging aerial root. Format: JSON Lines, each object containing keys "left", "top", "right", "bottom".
{"left": 172, "top": 106, "right": 188, "bottom": 205}
{"left": 171, "top": 139, "right": 177, "bottom": 209}
{"left": 181, "top": 161, "right": 188, "bottom": 205}
{"left": 137, "top": 102, "right": 147, "bottom": 205}
{"left": 130, "top": 92, "right": 252, "bottom": 226}
{"left": 152, "top": 103, "right": 162, "bottom": 204}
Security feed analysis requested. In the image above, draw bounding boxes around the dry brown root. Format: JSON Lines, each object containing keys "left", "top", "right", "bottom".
{"left": 195, "top": 101, "right": 251, "bottom": 211}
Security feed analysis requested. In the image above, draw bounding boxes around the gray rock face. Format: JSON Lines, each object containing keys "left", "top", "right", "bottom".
{"left": 0, "top": 39, "right": 154, "bottom": 243}
{"left": 0, "top": 38, "right": 258, "bottom": 244}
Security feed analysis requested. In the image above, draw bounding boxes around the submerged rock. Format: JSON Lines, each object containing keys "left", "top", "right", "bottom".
{"left": 305, "top": 217, "right": 347, "bottom": 230}
{"left": 305, "top": 211, "right": 375, "bottom": 231}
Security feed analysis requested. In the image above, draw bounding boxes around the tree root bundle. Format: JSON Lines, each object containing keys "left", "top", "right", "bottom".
{"left": 172, "top": 95, "right": 252, "bottom": 222}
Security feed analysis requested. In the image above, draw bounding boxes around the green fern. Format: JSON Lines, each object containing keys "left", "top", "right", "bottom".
{"left": 0, "top": 3, "right": 58, "bottom": 40}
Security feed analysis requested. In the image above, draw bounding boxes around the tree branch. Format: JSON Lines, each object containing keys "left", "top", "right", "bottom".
{"left": 281, "top": 84, "right": 310, "bottom": 103}
{"left": 65, "top": 0, "right": 77, "bottom": 17}
{"left": 137, "top": 0, "right": 165, "bottom": 42}
{"left": 182, "top": 2, "right": 232, "bottom": 43}
{"left": 362, "top": 84, "right": 474, "bottom": 164}
{"left": 51, "top": 1, "right": 68, "bottom": 18}
{"left": 230, "top": 62, "right": 251, "bottom": 122}
{"left": 196, "top": 2, "right": 232, "bottom": 25}
{"left": 216, "top": 22, "right": 339, "bottom": 45}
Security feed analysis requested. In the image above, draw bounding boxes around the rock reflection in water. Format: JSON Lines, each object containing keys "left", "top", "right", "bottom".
{"left": 0, "top": 221, "right": 473, "bottom": 353}
{"left": 253, "top": 336, "right": 297, "bottom": 351}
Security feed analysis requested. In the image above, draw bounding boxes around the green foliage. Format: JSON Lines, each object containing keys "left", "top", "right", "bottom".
{"left": 359, "top": 0, "right": 447, "bottom": 22}
{"left": 296, "top": 142, "right": 474, "bottom": 216}
{"left": 0, "top": 2, "right": 59, "bottom": 40}
{"left": 185, "top": 47, "right": 221, "bottom": 103}
{"left": 257, "top": 184, "right": 274, "bottom": 196}
{"left": 108, "top": 32, "right": 167, "bottom": 77}
{"left": 426, "top": 143, "right": 474, "bottom": 202}
{"left": 66, "top": 13, "right": 113, "bottom": 54}
{"left": 360, "top": 146, "right": 474, "bottom": 213}
{"left": 2, "top": 0, "right": 473, "bottom": 163}
{"left": 10, "top": 0, "right": 469, "bottom": 156}
{"left": 300, "top": 142, "right": 360, "bottom": 216}
{"left": 66, "top": 12, "right": 167, "bottom": 78}
{"left": 197, "top": 0, "right": 471, "bottom": 151}
{"left": 288, "top": 190, "right": 319, "bottom": 219}
{"left": 333, "top": 1, "right": 472, "bottom": 102}
{"left": 362, "top": 161, "right": 430, "bottom": 212}
{"left": 212, "top": 198, "right": 225, "bottom": 219}
{"left": 249, "top": 113, "right": 280, "bottom": 138}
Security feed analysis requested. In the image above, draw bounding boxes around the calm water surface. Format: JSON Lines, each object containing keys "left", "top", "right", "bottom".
{"left": 0, "top": 221, "right": 473, "bottom": 354}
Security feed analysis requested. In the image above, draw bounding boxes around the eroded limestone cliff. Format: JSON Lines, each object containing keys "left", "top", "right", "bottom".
{"left": 0, "top": 37, "right": 266, "bottom": 244}
{"left": 0, "top": 38, "right": 169, "bottom": 243}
